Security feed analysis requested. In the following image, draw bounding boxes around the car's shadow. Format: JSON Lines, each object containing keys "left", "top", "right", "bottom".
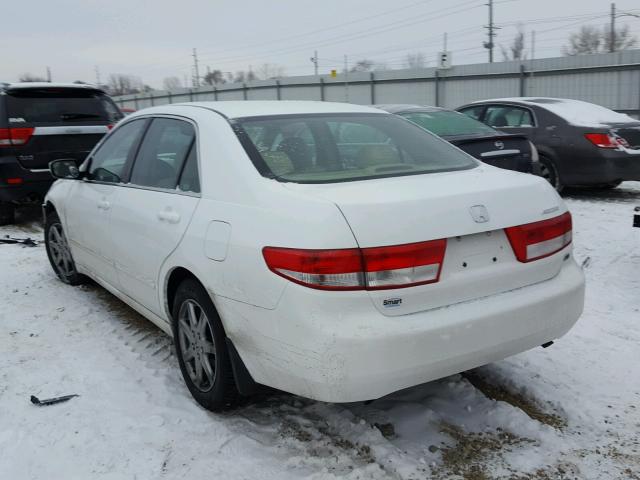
{"left": 563, "top": 183, "right": 640, "bottom": 204}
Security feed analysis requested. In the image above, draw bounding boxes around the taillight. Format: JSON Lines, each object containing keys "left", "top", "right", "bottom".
{"left": 505, "top": 212, "right": 572, "bottom": 263}
{"left": 584, "top": 133, "right": 620, "bottom": 149}
{"left": 107, "top": 124, "right": 114, "bottom": 130}
{"left": 262, "top": 247, "right": 364, "bottom": 290}
{"left": 0, "top": 127, "right": 35, "bottom": 147}
{"left": 262, "top": 239, "right": 447, "bottom": 291}
{"left": 361, "top": 240, "right": 446, "bottom": 289}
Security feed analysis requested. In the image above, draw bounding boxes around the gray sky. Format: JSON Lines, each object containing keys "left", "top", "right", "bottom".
{"left": 2, "top": 0, "right": 638, "bottom": 88}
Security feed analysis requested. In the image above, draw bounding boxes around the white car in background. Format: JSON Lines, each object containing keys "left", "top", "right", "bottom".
{"left": 44, "top": 101, "right": 585, "bottom": 411}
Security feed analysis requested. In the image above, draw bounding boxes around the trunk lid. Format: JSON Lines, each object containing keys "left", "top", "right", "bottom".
{"left": 608, "top": 122, "right": 640, "bottom": 151}
{"left": 285, "top": 166, "right": 569, "bottom": 316}
{"left": 444, "top": 133, "right": 533, "bottom": 173}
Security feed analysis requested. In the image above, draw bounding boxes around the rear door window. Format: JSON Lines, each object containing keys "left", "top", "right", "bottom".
{"left": 484, "top": 106, "right": 534, "bottom": 128}
{"left": 130, "top": 118, "right": 195, "bottom": 190}
{"left": 6, "top": 89, "right": 122, "bottom": 126}
{"left": 89, "top": 120, "right": 147, "bottom": 183}
{"left": 178, "top": 145, "right": 200, "bottom": 193}
{"left": 459, "top": 105, "right": 486, "bottom": 121}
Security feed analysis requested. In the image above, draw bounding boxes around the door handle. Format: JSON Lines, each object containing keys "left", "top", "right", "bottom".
{"left": 97, "top": 200, "right": 111, "bottom": 210}
{"left": 157, "top": 209, "right": 181, "bottom": 224}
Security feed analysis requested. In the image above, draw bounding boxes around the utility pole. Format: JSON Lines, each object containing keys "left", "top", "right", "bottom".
{"left": 344, "top": 55, "right": 350, "bottom": 103}
{"left": 192, "top": 48, "right": 200, "bottom": 87}
{"left": 610, "top": 3, "right": 616, "bottom": 53}
{"left": 310, "top": 50, "right": 319, "bottom": 76}
{"left": 484, "top": 0, "right": 497, "bottom": 63}
{"left": 443, "top": 32, "right": 448, "bottom": 51}
{"left": 95, "top": 66, "right": 101, "bottom": 86}
{"left": 46, "top": 66, "right": 51, "bottom": 82}
{"left": 531, "top": 30, "right": 536, "bottom": 60}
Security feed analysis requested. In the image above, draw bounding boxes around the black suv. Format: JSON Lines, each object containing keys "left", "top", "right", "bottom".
{"left": 0, "top": 82, "right": 122, "bottom": 224}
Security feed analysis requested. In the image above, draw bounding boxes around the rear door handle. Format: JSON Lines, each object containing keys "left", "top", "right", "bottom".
{"left": 157, "top": 209, "right": 181, "bottom": 224}
{"left": 97, "top": 200, "right": 111, "bottom": 210}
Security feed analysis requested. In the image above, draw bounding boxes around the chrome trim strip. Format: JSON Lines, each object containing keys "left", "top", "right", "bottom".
{"left": 28, "top": 168, "right": 50, "bottom": 173}
{"left": 33, "top": 126, "right": 109, "bottom": 136}
{"left": 480, "top": 149, "right": 520, "bottom": 158}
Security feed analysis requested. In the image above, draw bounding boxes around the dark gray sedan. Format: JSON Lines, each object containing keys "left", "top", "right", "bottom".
{"left": 457, "top": 97, "right": 640, "bottom": 191}
{"left": 377, "top": 104, "right": 537, "bottom": 174}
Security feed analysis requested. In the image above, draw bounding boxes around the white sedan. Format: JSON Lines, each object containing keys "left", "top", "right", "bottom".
{"left": 44, "top": 101, "right": 585, "bottom": 411}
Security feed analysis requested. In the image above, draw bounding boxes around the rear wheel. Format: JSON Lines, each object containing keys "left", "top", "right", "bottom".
{"left": 538, "top": 156, "right": 563, "bottom": 193}
{"left": 172, "top": 279, "right": 239, "bottom": 411}
{"left": 44, "top": 212, "right": 85, "bottom": 285}
{"left": 0, "top": 203, "right": 15, "bottom": 226}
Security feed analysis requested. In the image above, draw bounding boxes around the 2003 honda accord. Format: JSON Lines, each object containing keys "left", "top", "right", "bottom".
{"left": 44, "top": 101, "right": 585, "bottom": 411}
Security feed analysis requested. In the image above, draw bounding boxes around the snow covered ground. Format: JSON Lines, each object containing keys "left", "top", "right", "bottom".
{"left": 1, "top": 183, "right": 639, "bottom": 480}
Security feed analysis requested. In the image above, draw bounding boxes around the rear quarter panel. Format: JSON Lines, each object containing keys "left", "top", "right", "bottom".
{"left": 156, "top": 108, "right": 358, "bottom": 315}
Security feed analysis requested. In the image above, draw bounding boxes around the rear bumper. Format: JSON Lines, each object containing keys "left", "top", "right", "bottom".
{"left": 0, "top": 156, "right": 53, "bottom": 203}
{"left": 564, "top": 150, "right": 640, "bottom": 184}
{"left": 217, "top": 258, "right": 585, "bottom": 402}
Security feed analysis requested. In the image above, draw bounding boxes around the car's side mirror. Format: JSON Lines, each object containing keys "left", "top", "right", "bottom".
{"left": 50, "top": 159, "right": 81, "bottom": 180}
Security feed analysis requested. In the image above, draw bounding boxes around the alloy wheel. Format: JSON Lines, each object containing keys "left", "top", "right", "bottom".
{"left": 47, "top": 223, "right": 75, "bottom": 277}
{"left": 178, "top": 299, "right": 217, "bottom": 392}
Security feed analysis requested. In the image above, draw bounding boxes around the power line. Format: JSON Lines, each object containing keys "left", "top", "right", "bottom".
{"left": 129, "top": 0, "right": 440, "bottom": 69}
{"left": 134, "top": 0, "right": 483, "bottom": 71}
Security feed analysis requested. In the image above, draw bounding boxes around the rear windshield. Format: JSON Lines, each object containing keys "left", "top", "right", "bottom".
{"left": 6, "top": 89, "right": 123, "bottom": 125}
{"left": 233, "top": 113, "right": 477, "bottom": 183}
{"left": 400, "top": 110, "right": 496, "bottom": 137}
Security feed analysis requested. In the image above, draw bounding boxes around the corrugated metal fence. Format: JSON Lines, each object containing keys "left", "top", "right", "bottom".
{"left": 114, "top": 50, "right": 640, "bottom": 116}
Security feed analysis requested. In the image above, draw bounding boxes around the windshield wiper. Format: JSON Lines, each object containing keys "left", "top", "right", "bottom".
{"left": 60, "top": 113, "right": 103, "bottom": 121}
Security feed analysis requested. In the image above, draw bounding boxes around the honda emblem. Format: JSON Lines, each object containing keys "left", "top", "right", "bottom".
{"left": 469, "top": 205, "right": 490, "bottom": 223}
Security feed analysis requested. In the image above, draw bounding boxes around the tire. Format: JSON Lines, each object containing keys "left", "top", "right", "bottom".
{"left": 0, "top": 203, "right": 15, "bottom": 226}
{"left": 172, "top": 279, "right": 239, "bottom": 411}
{"left": 538, "top": 156, "right": 563, "bottom": 193}
{"left": 594, "top": 181, "right": 622, "bottom": 190}
{"left": 44, "top": 211, "right": 86, "bottom": 285}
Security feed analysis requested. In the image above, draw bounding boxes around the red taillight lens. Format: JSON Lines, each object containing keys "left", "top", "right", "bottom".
{"left": 0, "top": 127, "right": 35, "bottom": 147}
{"left": 6, "top": 178, "right": 24, "bottom": 185}
{"left": 584, "top": 133, "right": 619, "bottom": 149}
{"left": 107, "top": 124, "right": 114, "bottom": 130}
{"left": 361, "top": 240, "right": 446, "bottom": 289}
{"left": 505, "top": 212, "right": 572, "bottom": 263}
{"left": 262, "top": 239, "right": 447, "bottom": 291}
{"left": 262, "top": 247, "right": 364, "bottom": 290}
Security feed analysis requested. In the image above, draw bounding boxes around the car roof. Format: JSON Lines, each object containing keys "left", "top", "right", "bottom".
{"left": 133, "top": 101, "right": 386, "bottom": 119}
{"left": 464, "top": 97, "right": 571, "bottom": 107}
{"left": 375, "top": 104, "right": 445, "bottom": 114}
{"left": 1, "top": 82, "right": 105, "bottom": 93}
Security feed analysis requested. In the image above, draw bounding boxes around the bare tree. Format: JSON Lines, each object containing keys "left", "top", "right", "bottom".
{"left": 203, "top": 70, "right": 226, "bottom": 85}
{"left": 162, "top": 76, "right": 182, "bottom": 91}
{"left": 404, "top": 52, "right": 426, "bottom": 69}
{"left": 603, "top": 24, "right": 638, "bottom": 52}
{"left": 350, "top": 59, "right": 375, "bottom": 73}
{"left": 232, "top": 69, "right": 258, "bottom": 83}
{"left": 19, "top": 73, "right": 47, "bottom": 82}
{"left": 107, "top": 74, "right": 143, "bottom": 96}
{"left": 563, "top": 23, "right": 638, "bottom": 56}
{"left": 501, "top": 26, "right": 526, "bottom": 61}
{"left": 563, "top": 25, "right": 603, "bottom": 55}
{"left": 257, "top": 63, "right": 286, "bottom": 80}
